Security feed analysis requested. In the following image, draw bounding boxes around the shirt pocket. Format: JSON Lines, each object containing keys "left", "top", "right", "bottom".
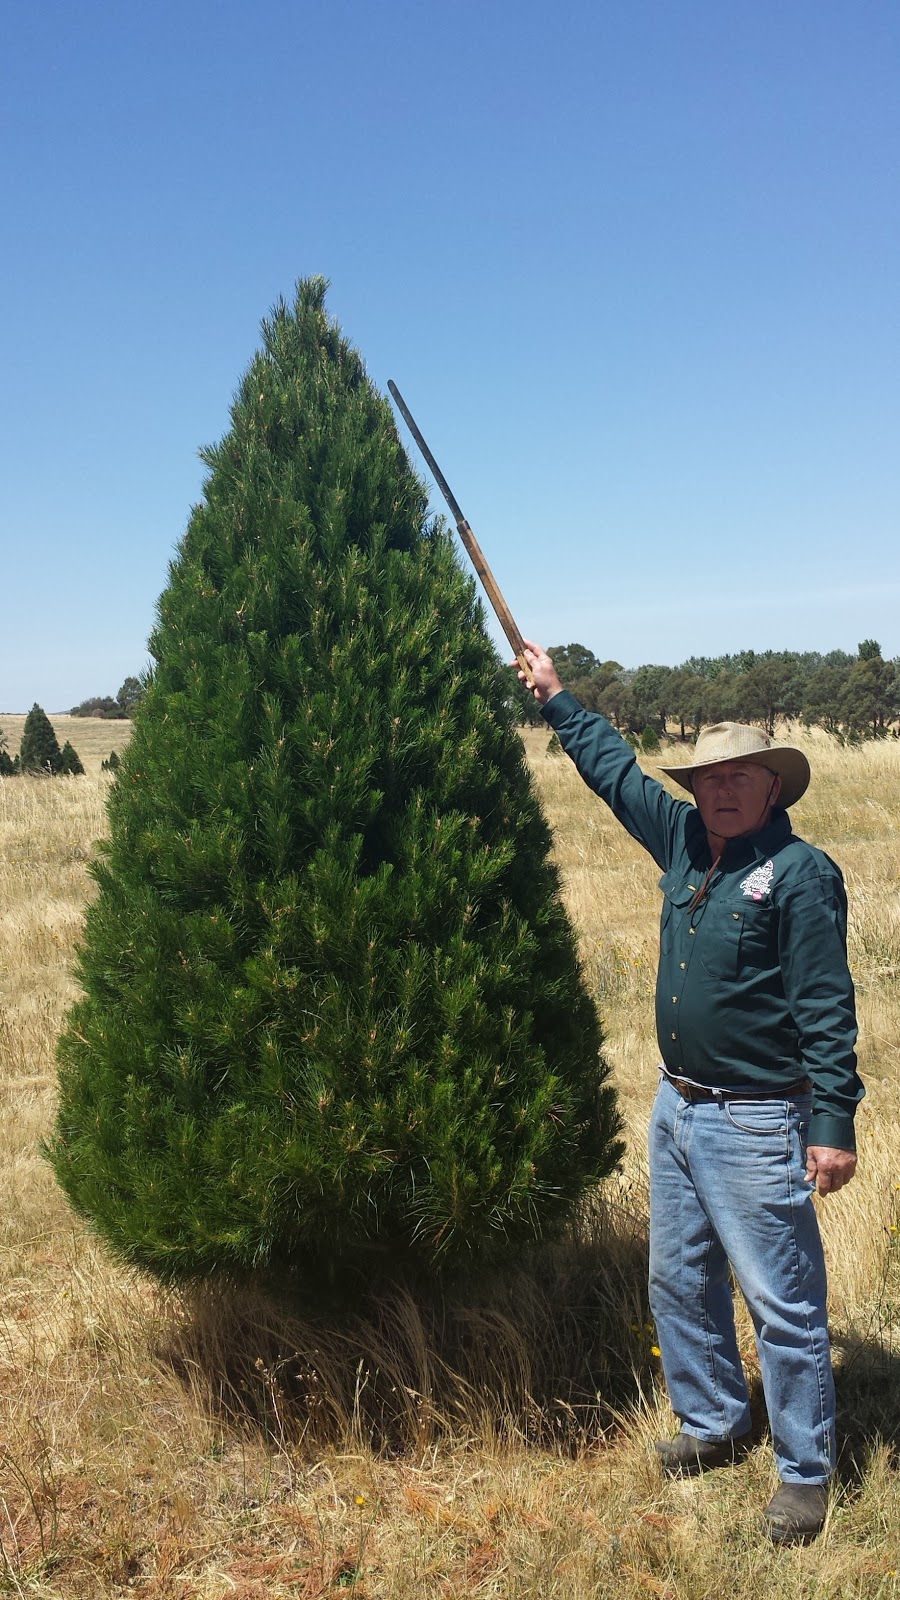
{"left": 698, "top": 903, "right": 744, "bottom": 979}
{"left": 658, "top": 870, "right": 697, "bottom": 954}
{"left": 738, "top": 901, "right": 776, "bottom": 970}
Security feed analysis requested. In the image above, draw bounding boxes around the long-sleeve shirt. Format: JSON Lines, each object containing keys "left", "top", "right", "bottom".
{"left": 542, "top": 691, "right": 863, "bottom": 1151}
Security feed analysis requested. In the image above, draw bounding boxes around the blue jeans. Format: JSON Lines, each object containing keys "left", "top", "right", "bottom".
{"left": 648, "top": 1075, "right": 835, "bottom": 1484}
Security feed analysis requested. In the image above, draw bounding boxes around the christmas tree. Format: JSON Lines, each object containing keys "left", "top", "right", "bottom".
{"left": 50, "top": 279, "right": 621, "bottom": 1290}
{"left": 58, "top": 741, "right": 86, "bottom": 775}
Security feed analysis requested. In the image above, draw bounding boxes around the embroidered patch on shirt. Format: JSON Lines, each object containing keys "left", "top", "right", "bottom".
{"left": 740, "top": 860, "right": 775, "bottom": 901}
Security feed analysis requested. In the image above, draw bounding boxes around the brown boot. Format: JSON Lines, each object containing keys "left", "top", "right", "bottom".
{"left": 763, "top": 1482, "right": 829, "bottom": 1544}
{"left": 655, "top": 1430, "right": 751, "bottom": 1477}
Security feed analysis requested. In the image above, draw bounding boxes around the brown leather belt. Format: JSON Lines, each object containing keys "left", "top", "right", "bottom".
{"left": 664, "top": 1074, "right": 811, "bottom": 1104}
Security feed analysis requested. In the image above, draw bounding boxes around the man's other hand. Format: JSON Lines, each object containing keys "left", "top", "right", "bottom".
{"left": 513, "top": 641, "right": 565, "bottom": 705}
{"left": 805, "top": 1146, "right": 857, "bottom": 1195}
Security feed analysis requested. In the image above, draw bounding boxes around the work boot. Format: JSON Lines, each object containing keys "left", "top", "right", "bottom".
{"left": 655, "top": 1430, "right": 751, "bottom": 1477}
{"left": 763, "top": 1483, "right": 829, "bottom": 1544}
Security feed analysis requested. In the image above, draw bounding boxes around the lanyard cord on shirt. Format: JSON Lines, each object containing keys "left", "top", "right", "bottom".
{"left": 688, "top": 857, "right": 721, "bottom": 916}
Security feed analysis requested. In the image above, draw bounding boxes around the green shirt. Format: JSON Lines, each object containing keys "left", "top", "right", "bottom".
{"left": 543, "top": 692, "right": 863, "bottom": 1151}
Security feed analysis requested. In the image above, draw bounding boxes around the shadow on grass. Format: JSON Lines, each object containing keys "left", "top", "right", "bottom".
{"left": 156, "top": 1192, "right": 654, "bottom": 1457}
{"left": 833, "top": 1328, "right": 900, "bottom": 1486}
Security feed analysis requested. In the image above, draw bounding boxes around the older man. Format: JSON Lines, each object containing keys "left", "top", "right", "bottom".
{"left": 517, "top": 642, "right": 863, "bottom": 1546}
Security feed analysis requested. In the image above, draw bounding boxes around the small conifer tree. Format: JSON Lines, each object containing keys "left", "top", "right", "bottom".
{"left": 50, "top": 279, "right": 622, "bottom": 1291}
{"left": 0, "top": 730, "right": 18, "bottom": 777}
{"left": 58, "top": 741, "right": 85, "bottom": 775}
{"left": 19, "top": 704, "right": 64, "bottom": 774}
{"left": 101, "top": 750, "right": 121, "bottom": 772}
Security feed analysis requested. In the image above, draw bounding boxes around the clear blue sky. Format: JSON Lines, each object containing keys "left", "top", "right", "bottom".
{"left": 3, "top": 0, "right": 898, "bottom": 711}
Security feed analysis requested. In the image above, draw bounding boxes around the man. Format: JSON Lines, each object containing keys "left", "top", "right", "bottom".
{"left": 516, "top": 642, "right": 863, "bottom": 1546}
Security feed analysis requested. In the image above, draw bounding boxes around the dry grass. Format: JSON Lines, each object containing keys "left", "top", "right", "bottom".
{"left": 0, "top": 722, "right": 899, "bottom": 1595}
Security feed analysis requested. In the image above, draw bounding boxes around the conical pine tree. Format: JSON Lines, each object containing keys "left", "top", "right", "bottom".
{"left": 50, "top": 279, "right": 622, "bottom": 1290}
{"left": 20, "top": 704, "right": 63, "bottom": 774}
{"left": 58, "top": 741, "right": 85, "bottom": 775}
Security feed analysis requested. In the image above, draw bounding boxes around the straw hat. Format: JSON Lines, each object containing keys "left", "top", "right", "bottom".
{"left": 658, "top": 723, "right": 810, "bottom": 808}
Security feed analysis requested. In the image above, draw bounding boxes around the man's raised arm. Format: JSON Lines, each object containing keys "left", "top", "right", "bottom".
{"left": 515, "top": 642, "right": 687, "bottom": 872}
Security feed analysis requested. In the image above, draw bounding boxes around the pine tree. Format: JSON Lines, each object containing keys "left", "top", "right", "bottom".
{"left": 19, "top": 704, "right": 64, "bottom": 774}
{"left": 0, "top": 729, "right": 18, "bottom": 777}
{"left": 58, "top": 741, "right": 85, "bottom": 775}
{"left": 49, "top": 279, "right": 621, "bottom": 1292}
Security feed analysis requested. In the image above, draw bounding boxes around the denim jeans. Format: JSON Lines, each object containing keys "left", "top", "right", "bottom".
{"left": 648, "top": 1074, "right": 835, "bottom": 1484}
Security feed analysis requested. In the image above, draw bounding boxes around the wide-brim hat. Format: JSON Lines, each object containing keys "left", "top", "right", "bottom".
{"left": 657, "top": 722, "right": 811, "bottom": 808}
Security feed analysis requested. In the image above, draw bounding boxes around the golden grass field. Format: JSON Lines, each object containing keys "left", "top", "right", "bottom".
{"left": 0, "top": 712, "right": 898, "bottom": 1597}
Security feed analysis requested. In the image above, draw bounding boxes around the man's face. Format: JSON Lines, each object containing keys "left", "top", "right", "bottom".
{"left": 691, "top": 760, "right": 781, "bottom": 839}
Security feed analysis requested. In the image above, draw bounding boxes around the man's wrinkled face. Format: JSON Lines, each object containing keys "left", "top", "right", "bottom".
{"left": 691, "top": 760, "right": 781, "bottom": 839}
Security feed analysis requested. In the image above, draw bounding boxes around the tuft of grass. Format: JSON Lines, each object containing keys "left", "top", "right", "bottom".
{"left": 157, "top": 1186, "right": 652, "bottom": 1462}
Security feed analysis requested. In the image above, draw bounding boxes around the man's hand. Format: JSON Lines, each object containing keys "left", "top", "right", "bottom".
{"left": 513, "top": 640, "right": 565, "bottom": 705}
{"left": 805, "top": 1146, "right": 857, "bottom": 1195}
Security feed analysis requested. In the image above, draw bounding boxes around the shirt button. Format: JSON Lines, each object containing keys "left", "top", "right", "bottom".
{"left": 671, "top": 996, "right": 678, "bottom": 1003}
{"left": 732, "top": 912, "right": 740, "bottom": 920}
{"left": 689, "top": 928, "right": 695, "bottom": 935}
{"left": 680, "top": 962, "right": 686, "bottom": 969}
{"left": 671, "top": 1032, "right": 677, "bottom": 1040}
